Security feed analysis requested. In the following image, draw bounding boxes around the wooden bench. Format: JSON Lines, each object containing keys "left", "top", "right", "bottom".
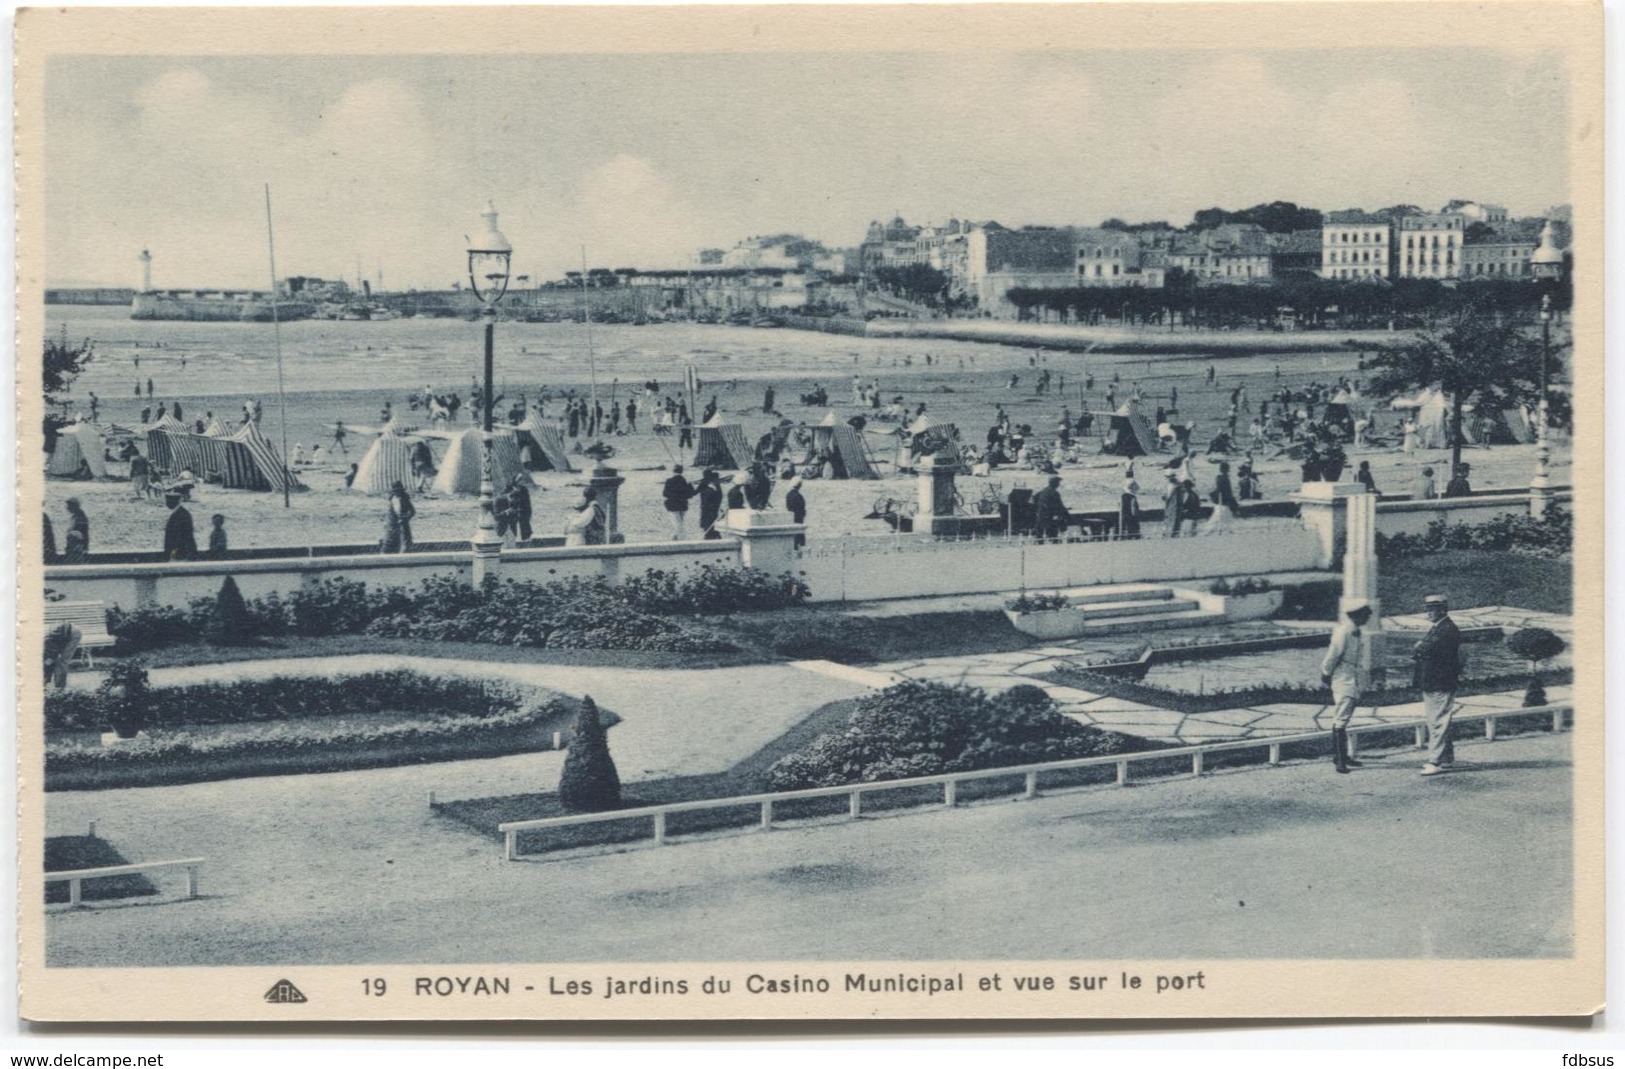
{"left": 43, "top": 600, "right": 115, "bottom": 666}
{"left": 46, "top": 857, "right": 206, "bottom": 909}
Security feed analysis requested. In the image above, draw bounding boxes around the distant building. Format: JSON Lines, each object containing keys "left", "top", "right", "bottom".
{"left": 860, "top": 216, "right": 925, "bottom": 273}
{"left": 1268, "top": 229, "right": 1323, "bottom": 277}
{"left": 1443, "top": 200, "right": 1509, "bottom": 225}
{"left": 1461, "top": 218, "right": 1541, "bottom": 279}
{"left": 1321, "top": 211, "right": 1393, "bottom": 281}
{"left": 1074, "top": 228, "right": 1142, "bottom": 286}
{"left": 964, "top": 225, "right": 1075, "bottom": 315}
{"left": 1394, "top": 212, "right": 1465, "bottom": 280}
{"left": 1164, "top": 224, "right": 1272, "bottom": 284}
{"left": 694, "top": 248, "right": 726, "bottom": 267}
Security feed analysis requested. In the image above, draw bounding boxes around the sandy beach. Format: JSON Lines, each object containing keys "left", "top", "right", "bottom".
{"left": 42, "top": 310, "right": 1572, "bottom": 554}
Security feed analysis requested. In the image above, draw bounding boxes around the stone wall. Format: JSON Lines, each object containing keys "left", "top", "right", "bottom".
{"left": 793, "top": 521, "right": 1325, "bottom": 603}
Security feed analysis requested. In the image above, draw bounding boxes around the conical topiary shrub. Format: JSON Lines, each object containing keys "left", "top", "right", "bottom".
{"left": 205, "top": 575, "right": 255, "bottom": 647}
{"left": 558, "top": 696, "right": 621, "bottom": 812}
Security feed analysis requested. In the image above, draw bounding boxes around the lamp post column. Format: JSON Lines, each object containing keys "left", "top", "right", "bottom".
{"left": 1530, "top": 296, "right": 1552, "bottom": 520}
{"left": 471, "top": 307, "right": 503, "bottom": 584}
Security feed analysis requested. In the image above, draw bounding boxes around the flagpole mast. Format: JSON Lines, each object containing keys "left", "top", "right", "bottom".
{"left": 264, "top": 183, "right": 291, "bottom": 509}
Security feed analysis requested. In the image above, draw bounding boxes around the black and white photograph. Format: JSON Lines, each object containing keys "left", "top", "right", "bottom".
{"left": 13, "top": 2, "right": 1606, "bottom": 1023}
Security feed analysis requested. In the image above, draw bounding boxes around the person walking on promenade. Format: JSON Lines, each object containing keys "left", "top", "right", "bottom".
{"left": 1415, "top": 593, "right": 1463, "bottom": 775}
{"left": 63, "top": 498, "right": 91, "bottom": 563}
{"left": 1118, "top": 476, "right": 1141, "bottom": 539}
{"left": 332, "top": 421, "right": 349, "bottom": 454}
{"left": 784, "top": 476, "right": 808, "bottom": 549}
{"left": 697, "top": 468, "right": 724, "bottom": 540}
{"left": 146, "top": 377, "right": 154, "bottom": 398}
{"left": 563, "top": 487, "right": 605, "bottom": 547}
{"left": 163, "top": 492, "right": 197, "bottom": 560}
{"left": 507, "top": 474, "right": 533, "bottom": 544}
{"left": 662, "top": 464, "right": 696, "bottom": 540}
{"left": 380, "top": 481, "right": 416, "bottom": 554}
{"left": 625, "top": 398, "right": 638, "bottom": 433}
{"left": 1032, "top": 475, "right": 1069, "bottom": 541}
{"left": 1320, "top": 599, "right": 1374, "bottom": 774}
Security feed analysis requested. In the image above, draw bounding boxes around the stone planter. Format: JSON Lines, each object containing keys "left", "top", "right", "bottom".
{"left": 1219, "top": 589, "right": 1285, "bottom": 621}
{"left": 1179, "top": 586, "right": 1284, "bottom": 622}
{"left": 1003, "top": 607, "right": 1086, "bottom": 640}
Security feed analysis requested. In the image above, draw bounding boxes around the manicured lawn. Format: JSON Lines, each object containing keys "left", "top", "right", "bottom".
{"left": 1379, "top": 550, "right": 1572, "bottom": 615}
{"left": 44, "top": 836, "right": 156, "bottom": 904}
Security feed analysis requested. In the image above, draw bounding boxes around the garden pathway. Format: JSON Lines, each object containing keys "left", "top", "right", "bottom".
{"left": 799, "top": 606, "right": 1572, "bottom": 745}
{"left": 64, "top": 655, "right": 873, "bottom": 795}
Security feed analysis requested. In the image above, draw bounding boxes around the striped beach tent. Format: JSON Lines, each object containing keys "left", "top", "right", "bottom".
{"left": 352, "top": 424, "right": 421, "bottom": 495}
{"left": 693, "top": 419, "right": 752, "bottom": 470}
{"left": 808, "top": 412, "right": 877, "bottom": 479}
{"left": 433, "top": 427, "right": 529, "bottom": 495}
{"left": 515, "top": 416, "right": 575, "bottom": 472}
{"left": 202, "top": 417, "right": 230, "bottom": 437}
{"left": 226, "top": 420, "right": 303, "bottom": 492}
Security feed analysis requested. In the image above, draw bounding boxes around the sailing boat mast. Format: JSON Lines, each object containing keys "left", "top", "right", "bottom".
{"left": 264, "top": 184, "right": 292, "bottom": 509}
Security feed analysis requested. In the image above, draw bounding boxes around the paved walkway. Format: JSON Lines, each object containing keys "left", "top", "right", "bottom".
{"left": 65, "top": 655, "right": 872, "bottom": 793}
{"left": 821, "top": 607, "right": 1573, "bottom": 745}
{"left": 44, "top": 730, "right": 1573, "bottom": 966}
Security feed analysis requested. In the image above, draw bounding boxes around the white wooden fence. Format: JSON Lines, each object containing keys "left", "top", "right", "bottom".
{"left": 45, "top": 857, "right": 205, "bottom": 909}
{"left": 496, "top": 701, "right": 1572, "bottom": 861}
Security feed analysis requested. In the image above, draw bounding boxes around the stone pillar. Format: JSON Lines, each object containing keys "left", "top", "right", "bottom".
{"left": 1289, "top": 480, "right": 1369, "bottom": 568}
{"left": 1342, "top": 490, "right": 1383, "bottom": 680}
{"left": 589, "top": 463, "right": 626, "bottom": 544}
{"left": 915, "top": 453, "right": 958, "bottom": 535}
{"left": 719, "top": 508, "right": 805, "bottom": 577}
{"left": 1341, "top": 491, "right": 1380, "bottom": 618}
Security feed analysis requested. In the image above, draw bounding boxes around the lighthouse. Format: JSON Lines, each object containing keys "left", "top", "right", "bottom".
{"left": 138, "top": 248, "right": 153, "bottom": 293}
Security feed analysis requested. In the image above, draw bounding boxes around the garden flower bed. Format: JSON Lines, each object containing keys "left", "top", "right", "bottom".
{"left": 44, "top": 670, "right": 596, "bottom": 791}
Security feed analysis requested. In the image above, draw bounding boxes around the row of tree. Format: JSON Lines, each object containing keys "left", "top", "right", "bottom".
{"left": 1006, "top": 275, "right": 1572, "bottom": 331}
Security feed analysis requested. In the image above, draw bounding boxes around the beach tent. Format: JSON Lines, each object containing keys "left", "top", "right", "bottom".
{"left": 899, "top": 415, "right": 968, "bottom": 473}
{"left": 1416, "top": 388, "right": 1450, "bottom": 449}
{"left": 202, "top": 417, "right": 229, "bottom": 437}
{"left": 352, "top": 425, "right": 422, "bottom": 495}
{"left": 144, "top": 418, "right": 301, "bottom": 491}
{"left": 433, "top": 427, "right": 529, "bottom": 496}
{"left": 1104, "top": 403, "right": 1158, "bottom": 456}
{"left": 223, "top": 420, "right": 303, "bottom": 492}
{"left": 45, "top": 423, "right": 109, "bottom": 480}
{"left": 693, "top": 419, "right": 753, "bottom": 470}
{"left": 514, "top": 417, "right": 575, "bottom": 472}
{"left": 807, "top": 412, "right": 878, "bottom": 479}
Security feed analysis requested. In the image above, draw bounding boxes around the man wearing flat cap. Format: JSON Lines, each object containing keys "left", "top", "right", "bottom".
{"left": 1321, "top": 599, "right": 1374, "bottom": 774}
{"left": 1414, "top": 593, "right": 1463, "bottom": 775}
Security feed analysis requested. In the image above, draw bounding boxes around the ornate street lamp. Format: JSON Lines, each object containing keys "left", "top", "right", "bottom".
{"left": 467, "top": 202, "right": 512, "bottom": 584}
{"left": 1530, "top": 293, "right": 1552, "bottom": 519}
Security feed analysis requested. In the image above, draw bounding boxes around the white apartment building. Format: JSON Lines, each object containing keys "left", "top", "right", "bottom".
{"left": 1320, "top": 212, "right": 1392, "bottom": 280}
{"left": 1395, "top": 213, "right": 1465, "bottom": 279}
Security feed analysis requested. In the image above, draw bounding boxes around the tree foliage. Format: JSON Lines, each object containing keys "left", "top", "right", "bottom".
{"left": 1365, "top": 303, "right": 1558, "bottom": 470}
{"left": 1189, "top": 201, "right": 1322, "bottom": 234}
{"left": 558, "top": 696, "right": 622, "bottom": 812}
{"left": 872, "top": 264, "right": 950, "bottom": 307}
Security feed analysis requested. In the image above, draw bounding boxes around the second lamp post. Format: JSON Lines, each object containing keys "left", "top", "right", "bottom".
{"left": 468, "top": 202, "right": 513, "bottom": 584}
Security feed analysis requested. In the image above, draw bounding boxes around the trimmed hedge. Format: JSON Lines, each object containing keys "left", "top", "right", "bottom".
{"left": 45, "top": 673, "right": 587, "bottom": 791}
{"left": 104, "top": 565, "right": 809, "bottom": 656}
{"left": 45, "top": 669, "right": 529, "bottom": 733}
{"left": 1377, "top": 507, "right": 1572, "bottom": 561}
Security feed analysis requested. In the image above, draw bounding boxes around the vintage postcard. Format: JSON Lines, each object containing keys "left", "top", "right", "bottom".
{"left": 14, "top": 2, "right": 1605, "bottom": 1022}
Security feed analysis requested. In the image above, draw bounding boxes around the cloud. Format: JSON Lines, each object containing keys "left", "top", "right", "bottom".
{"left": 573, "top": 155, "right": 705, "bottom": 269}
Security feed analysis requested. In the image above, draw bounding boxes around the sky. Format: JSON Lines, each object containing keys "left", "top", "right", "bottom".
{"left": 44, "top": 49, "right": 1571, "bottom": 290}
